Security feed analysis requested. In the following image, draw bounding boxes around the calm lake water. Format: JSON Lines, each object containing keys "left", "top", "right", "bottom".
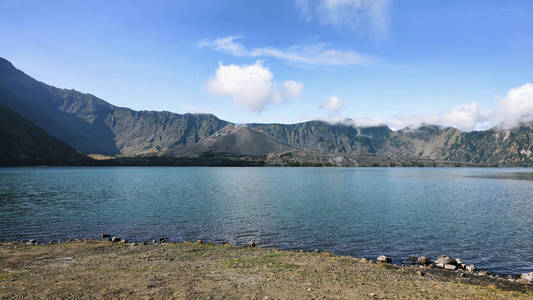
{"left": 1, "top": 167, "right": 532, "bottom": 274}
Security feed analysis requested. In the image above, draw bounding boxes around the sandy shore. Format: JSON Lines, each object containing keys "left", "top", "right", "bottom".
{"left": 0, "top": 240, "right": 531, "bottom": 299}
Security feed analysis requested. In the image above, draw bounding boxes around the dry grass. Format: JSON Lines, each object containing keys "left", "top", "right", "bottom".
{"left": 0, "top": 241, "right": 531, "bottom": 299}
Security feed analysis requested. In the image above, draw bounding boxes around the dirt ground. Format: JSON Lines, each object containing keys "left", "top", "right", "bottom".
{"left": 0, "top": 240, "right": 531, "bottom": 299}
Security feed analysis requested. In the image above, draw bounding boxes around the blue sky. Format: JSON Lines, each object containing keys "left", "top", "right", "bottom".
{"left": 1, "top": 0, "right": 533, "bottom": 130}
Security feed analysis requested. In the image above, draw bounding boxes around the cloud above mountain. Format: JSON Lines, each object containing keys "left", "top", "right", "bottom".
{"left": 206, "top": 61, "right": 303, "bottom": 113}
{"left": 493, "top": 83, "right": 533, "bottom": 128}
{"left": 199, "top": 36, "right": 370, "bottom": 67}
{"left": 322, "top": 83, "right": 533, "bottom": 131}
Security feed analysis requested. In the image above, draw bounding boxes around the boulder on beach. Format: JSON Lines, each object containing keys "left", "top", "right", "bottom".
{"left": 377, "top": 255, "right": 391, "bottom": 263}
{"left": 435, "top": 255, "right": 455, "bottom": 265}
{"left": 521, "top": 272, "right": 533, "bottom": 282}
{"left": 417, "top": 256, "right": 431, "bottom": 265}
{"left": 444, "top": 264, "right": 457, "bottom": 270}
{"left": 111, "top": 237, "right": 120, "bottom": 242}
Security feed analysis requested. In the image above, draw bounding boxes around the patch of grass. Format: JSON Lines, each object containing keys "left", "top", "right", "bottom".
{"left": 225, "top": 254, "right": 298, "bottom": 270}
{"left": 262, "top": 253, "right": 283, "bottom": 259}
{"left": 0, "top": 273, "right": 20, "bottom": 281}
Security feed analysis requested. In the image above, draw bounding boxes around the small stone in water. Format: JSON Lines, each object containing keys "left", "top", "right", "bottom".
{"left": 466, "top": 264, "right": 476, "bottom": 272}
{"left": 377, "top": 255, "right": 391, "bottom": 263}
{"left": 417, "top": 256, "right": 431, "bottom": 265}
{"left": 435, "top": 255, "right": 455, "bottom": 265}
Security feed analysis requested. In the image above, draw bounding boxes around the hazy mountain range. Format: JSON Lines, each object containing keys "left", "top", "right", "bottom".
{"left": 1, "top": 57, "right": 533, "bottom": 167}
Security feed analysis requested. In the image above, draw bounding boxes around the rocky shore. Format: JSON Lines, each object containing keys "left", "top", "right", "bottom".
{"left": 1, "top": 238, "right": 531, "bottom": 299}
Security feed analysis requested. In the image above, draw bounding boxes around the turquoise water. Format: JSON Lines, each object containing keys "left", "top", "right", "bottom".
{"left": 0, "top": 167, "right": 532, "bottom": 274}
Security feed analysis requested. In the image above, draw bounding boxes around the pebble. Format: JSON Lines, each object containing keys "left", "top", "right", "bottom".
{"left": 417, "top": 271, "right": 426, "bottom": 277}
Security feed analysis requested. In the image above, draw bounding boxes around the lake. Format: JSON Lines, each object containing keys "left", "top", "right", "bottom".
{"left": 0, "top": 167, "right": 532, "bottom": 274}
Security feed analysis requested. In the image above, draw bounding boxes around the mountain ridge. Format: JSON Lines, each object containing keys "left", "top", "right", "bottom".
{"left": 2, "top": 57, "right": 533, "bottom": 166}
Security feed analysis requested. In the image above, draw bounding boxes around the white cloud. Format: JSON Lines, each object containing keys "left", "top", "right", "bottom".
{"left": 284, "top": 80, "right": 304, "bottom": 97}
{"left": 199, "top": 36, "right": 369, "bottom": 67}
{"left": 321, "top": 96, "right": 344, "bottom": 112}
{"left": 295, "top": 0, "right": 391, "bottom": 38}
{"left": 206, "top": 61, "right": 303, "bottom": 112}
{"left": 199, "top": 36, "right": 247, "bottom": 56}
{"left": 317, "top": 83, "right": 533, "bottom": 131}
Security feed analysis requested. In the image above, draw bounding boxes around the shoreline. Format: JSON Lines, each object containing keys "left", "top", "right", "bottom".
{"left": 7, "top": 237, "right": 533, "bottom": 282}
{"left": 0, "top": 239, "right": 531, "bottom": 299}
